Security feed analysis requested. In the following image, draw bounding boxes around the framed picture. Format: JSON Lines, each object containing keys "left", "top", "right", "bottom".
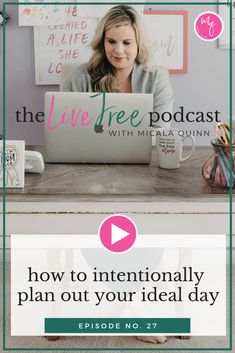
{"left": 19, "top": 0, "right": 144, "bottom": 25}
{"left": 19, "top": 0, "right": 77, "bottom": 26}
{"left": 34, "top": 17, "right": 98, "bottom": 85}
{"left": 0, "top": 140, "right": 25, "bottom": 188}
{"left": 143, "top": 10, "right": 188, "bottom": 74}
{"left": 218, "top": 1, "right": 235, "bottom": 49}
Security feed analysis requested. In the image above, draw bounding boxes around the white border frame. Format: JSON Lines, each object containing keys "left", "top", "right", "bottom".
{"left": 218, "top": 0, "right": 235, "bottom": 49}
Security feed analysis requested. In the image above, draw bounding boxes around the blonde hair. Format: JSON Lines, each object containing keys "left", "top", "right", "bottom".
{"left": 86, "top": 5, "right": 149, "bottom": 92}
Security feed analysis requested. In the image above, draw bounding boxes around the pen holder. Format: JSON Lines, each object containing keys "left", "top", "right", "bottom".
{"left": 202, "top": 140, "right": 235, "bottom": 188}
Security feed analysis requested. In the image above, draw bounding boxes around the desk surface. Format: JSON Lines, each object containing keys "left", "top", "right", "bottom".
{"left": 3, "top": 146, "right": 232, "bottom": 203}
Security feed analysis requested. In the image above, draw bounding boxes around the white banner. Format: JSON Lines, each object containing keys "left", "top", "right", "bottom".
{"left": 11, "top": 234, "right": 226, "bottom": 336}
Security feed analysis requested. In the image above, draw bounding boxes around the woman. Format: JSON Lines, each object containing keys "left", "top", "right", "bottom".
{"left": 61, "top": 5, "right": 174, "bottom": 128}
{"left": 61, "top": 7, "right": 172, "bottom": 345}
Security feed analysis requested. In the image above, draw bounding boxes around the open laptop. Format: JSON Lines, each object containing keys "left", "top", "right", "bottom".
{"left": 44, "top": 92, "right": 153, "bottom": 164}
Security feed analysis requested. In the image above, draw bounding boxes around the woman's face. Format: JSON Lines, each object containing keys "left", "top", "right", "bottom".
{"left": 104, "top": 24, "right": 138, "bottom": 72}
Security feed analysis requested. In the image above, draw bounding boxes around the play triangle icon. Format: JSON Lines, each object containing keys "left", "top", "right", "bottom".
{"left": 111, "top": 224, "right": 130, "bottom": 245}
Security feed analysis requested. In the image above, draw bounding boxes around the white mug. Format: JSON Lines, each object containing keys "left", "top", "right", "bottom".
{"left": 156, "top": 128, "right": 195, "bottom": 169}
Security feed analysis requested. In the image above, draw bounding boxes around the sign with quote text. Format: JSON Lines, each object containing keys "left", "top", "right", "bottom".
{"left": 19, "top": 0, "right": 78, "bottom": 26}
{"left": 34, "top": 17, "right": 98, "bottom": 84}
{"left": 19, "top": 0, "right": 144, "bottom": 26}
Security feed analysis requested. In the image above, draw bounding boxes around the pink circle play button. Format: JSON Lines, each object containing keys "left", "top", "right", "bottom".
{"left": 98, "top": 214, "right": 138, "bottom": 253}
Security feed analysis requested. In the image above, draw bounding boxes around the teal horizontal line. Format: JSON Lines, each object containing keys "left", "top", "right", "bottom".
{"left": 3, "top": 348, "right": 233, "bottom": 351}
{"left": 2, "top": 347, "right": 233, "bottom": 351}
{"left": 5, "top": 2, "right": 231, "bottom": 5}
